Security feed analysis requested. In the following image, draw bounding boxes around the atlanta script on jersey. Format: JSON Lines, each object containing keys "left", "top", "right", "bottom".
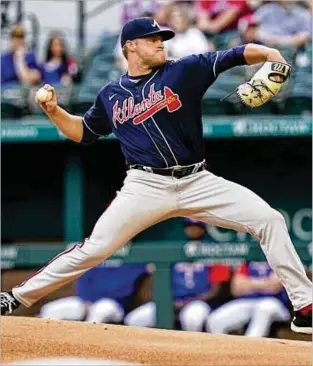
{"left": 82, "top": 46, "right": 247, "bottom": 168}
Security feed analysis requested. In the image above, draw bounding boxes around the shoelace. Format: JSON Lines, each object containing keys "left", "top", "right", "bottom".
{"left": 1, "top": 293, "right": 16, "bottom": 314}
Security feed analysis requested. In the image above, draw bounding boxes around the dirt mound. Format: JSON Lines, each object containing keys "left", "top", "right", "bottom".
{"left": 1, "top": 317, "right": 311, "bottom": 365}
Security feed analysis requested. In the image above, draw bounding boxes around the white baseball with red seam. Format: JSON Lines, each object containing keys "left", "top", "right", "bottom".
{"left": 36, "top": 87, "right": 53, "bottom": 103}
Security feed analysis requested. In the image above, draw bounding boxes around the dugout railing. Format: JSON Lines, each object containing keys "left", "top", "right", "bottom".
{"left": 1, "top": 240, "right": 311, "bottom": 329}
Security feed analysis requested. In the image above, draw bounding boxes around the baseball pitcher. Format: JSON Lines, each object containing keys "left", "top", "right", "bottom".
{"left": 1, "top": 17, "right": 311, "bottom": 334}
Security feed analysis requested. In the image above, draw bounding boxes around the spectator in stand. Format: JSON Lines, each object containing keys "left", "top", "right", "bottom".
{"left": 228, "top": 15, "right": 263, "bottom": 78}
{"left": 124, "top": 219, "right": 232, "bottom": 332}
{"left": 235, "top": 15, "right": 263, "bottom": 45}
{"left": 38, "top": 262, "right": 149, "bottom": 324}
{"left": 254, "top": 0, "right": 312, "bottom": 49}
{"left": 41, "top": 32, "right": 78, "bottom": 86}
{"left": 302, "top": 0, "right": 312, "bottom": 12}
{"left": 206, "top": 261, "right": 291, "bottom": 337}
{"left": 121, "top": 0, "right": 167, "bottom": 26}
{"left": 196, "top": 0, "right": 252, "bottom": 36}
{"left": 166, "top": 7, "right": 215, "bottom": 60}
{"left": 228, "top": 15, "right": 263, "bottom": 59}
{"left": 1, "top": 25, "right": 41, "bottom": 86}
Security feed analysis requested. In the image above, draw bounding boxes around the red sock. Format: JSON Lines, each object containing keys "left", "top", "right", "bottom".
{"left": 299, "top": 304, "right": 312, "bottom": 315}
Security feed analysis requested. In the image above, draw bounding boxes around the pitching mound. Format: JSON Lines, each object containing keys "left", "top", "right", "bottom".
{"left": 1, "top": 317, "right": 311, "bottom": 365}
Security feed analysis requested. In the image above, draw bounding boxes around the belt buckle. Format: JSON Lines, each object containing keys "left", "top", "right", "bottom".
{"left": 172, "top": 166, "right": 186, "bottom": 179}
{"left": 143, "top": 166, "right": 153, "bottom": 173}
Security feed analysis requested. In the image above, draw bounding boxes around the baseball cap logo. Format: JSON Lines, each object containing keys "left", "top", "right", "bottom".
{"left": 151, "top": 19, "right": 159, "bottom": 28}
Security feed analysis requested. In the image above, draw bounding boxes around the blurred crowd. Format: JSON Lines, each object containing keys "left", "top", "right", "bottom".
{"left": 114, "top": 0, "right": 312, "bottom": 72}
{"left": 1, "top": 25, "right": 79, "bottom": 88}
{"left": 38, "top": 218, "right": 312, "bottom": 339}
{"left": 1, "top": 0, "right": 312, "bottom": 118}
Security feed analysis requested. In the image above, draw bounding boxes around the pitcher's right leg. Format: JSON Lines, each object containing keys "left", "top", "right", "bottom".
{"left": 180, "top": 170, "right": 312, "bottom": 334}
{"left": 10, "top": 170, "right": 177, "bottom": 309}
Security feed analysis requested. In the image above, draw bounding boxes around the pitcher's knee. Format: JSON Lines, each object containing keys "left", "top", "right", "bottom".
{"left": 261, "top": 208, "right": 285, "bottom": 227}
{"left": 253, "top": 208, "right": 286, "bottom": 239}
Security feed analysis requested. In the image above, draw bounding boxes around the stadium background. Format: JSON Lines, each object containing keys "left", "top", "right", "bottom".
{"left": 1, "top": 0, "right": 312, "bottom": 344}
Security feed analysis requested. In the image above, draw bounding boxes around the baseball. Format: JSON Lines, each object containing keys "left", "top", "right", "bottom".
{"left": 36, "top": 88, "right": 53, "bottom": 103}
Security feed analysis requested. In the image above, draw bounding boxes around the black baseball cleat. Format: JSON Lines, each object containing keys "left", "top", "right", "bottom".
{"left": 291, "top": 309, "right": 312, "bottom": 334}
{"left": 1, "top": 292, "right": 20, "bottom": 315}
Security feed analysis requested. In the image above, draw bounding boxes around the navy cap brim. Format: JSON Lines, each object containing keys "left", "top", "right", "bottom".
{"left": 139, "top": 29, "right": 175, "bottom": 42}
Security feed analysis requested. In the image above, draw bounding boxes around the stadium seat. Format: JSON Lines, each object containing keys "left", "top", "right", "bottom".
{"left": 1, "top": 85, "right": 29, "bottom": 119}
{"left": 203, "top": 91, "right": 238, "bottom": 115}
{"left": 275, "top": 46, "right": 297, "bottom": 65}
{"left": 284, "top": 96, "right": 312, "bottom": 115}
{"left": 284, "top": 83, "right": 312, "bottom": 115}
{"left": 209, "top": 31, "right": 239, "bottom": 49}
{"left": 86, "top": 34, "right": 119, "bottom": 66}
{"left": 238, "top": 101, "right": 278, "bottom": 115}
{"left": 73, "top": 33, "right": 123, "bottom": 115}
{"left": 283, "top": 66, "right": 312, "bottom": 115}
{"left": 71, "top": 86, "right": 96, "bottom": 115}
{"left": 202, "top": 98, "right": 236, "bottom": 115}
{"left": 202, "top": 69, "right": 247, "bottom": 115}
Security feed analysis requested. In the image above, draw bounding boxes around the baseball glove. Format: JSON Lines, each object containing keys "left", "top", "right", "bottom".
{"left": 236, "top": 61, "right": 291, "bottom": 108}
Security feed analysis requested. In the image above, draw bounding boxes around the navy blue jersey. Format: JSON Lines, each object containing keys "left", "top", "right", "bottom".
{"left": 82, "top": 46, "right": 247, "bottom": 168}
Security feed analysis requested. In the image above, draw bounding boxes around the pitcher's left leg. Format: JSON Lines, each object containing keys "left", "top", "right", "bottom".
{"left": 179, "top": 171, "right": 312, "bottom": 314}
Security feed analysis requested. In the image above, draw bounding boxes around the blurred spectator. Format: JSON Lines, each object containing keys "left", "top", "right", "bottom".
{"left": 1, "top": 24, "right": 41, "bottom": 86}
{"left": 38, "top": 262, "right": 149, "bottom": 324}
{"left": 124, "top": 219, "right": 232, "bottom": 331}
{"left": 41, "top": 32, "right": 78, "bottom": 86}
{"left": 115, "top": 5, "right": 214, "bottom": 73}
{"left": 228, "top": 15, "right": 263, "bottom": 79}
{"left": 166, "top": 7, "right": 215, "bottom": 60}
{"left": 254, "top": 0, "right": 312, "bottom": 49}
{"left": 301, "top": 0, "right": 312, "bottom": 12}
{"left": 232, "top": 15, "right": 263, "bottom": 46}
{"left": 115, "top": 0, "right": 197, "bottom": 71}
{"left": 196, "top": 0, "right": 252, "bottom": 35}
{"left": 121, "top": 0, "right": 168, "bottom": 26}
{"left": 206, "top": 261, "right": 291, "bottom": 337}
{"left": 171, "top": 1, "right": 198, "bottom": 24}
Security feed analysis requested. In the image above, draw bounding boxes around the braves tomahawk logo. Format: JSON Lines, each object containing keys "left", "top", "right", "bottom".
{"left": 112, "top": 84, "right": 182, "bottom": 127}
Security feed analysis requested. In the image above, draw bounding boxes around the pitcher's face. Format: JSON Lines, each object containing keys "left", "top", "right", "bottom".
{"left": 132, "top": 35, "right": 166, "bottom": 67}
